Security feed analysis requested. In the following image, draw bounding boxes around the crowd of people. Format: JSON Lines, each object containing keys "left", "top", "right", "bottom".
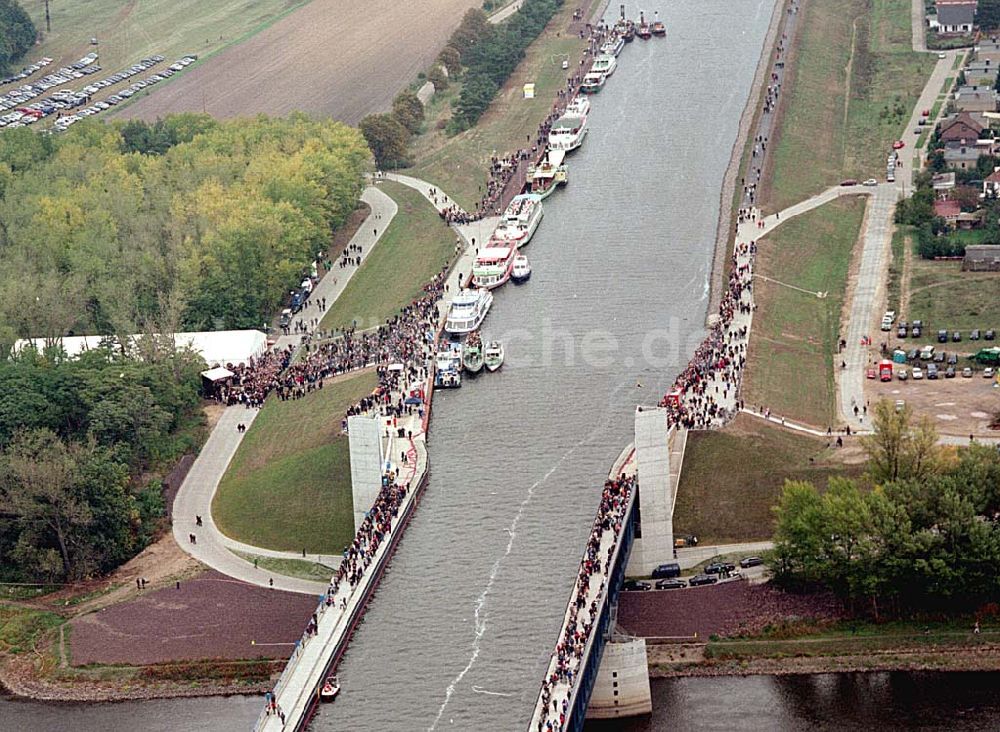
{"left": 536, "top": 475, "right": 636, "bottom": 732}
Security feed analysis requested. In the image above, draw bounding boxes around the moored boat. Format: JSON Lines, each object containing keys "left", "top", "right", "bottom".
{"left": 548, "top": 113, "right": 588, "bottom": 152}
{"left": 484, "top": 341, "right": 504, "bottom": 372}
{"left": 493, "top": 193, "right": 544, "bottom": 248}
{"left": 580, "top": 71, "right": 606, "bottom": 94}
{"left": 527, "top": 148, "right": 568, "bottom": 200}
{"left": 511, "top": 255, "right": 531, "bottom": 284}
{"left": 590, "top": 54, "right": 617, "bottom": 78}
{"left": 651, "top": 11, "right": 666, "bottom": 36}
{"left": 319, "top": 676, "right": 340, "bottom": 702}
{"left": 565, "top": 95, "right": 590, "bottom": 117}
{"left": 463, "top": 333, "right": 484, "bottom": 374}
{"left": 637, "top": 11, "right": 651, "bottom": 39}
{"left": 472, "top": 242, "right": 517, "bottom": 289}
{"left": 444, "top": 287, "right": 493, "bottom": 335}
{"left": 623, "top": 20, "right": 636, "bottom": 41}
{"left": 434, "top": 342, "right": 463, "bottom": 388}
{"left": 600, "top": 34, "right": 625, "bottom": 57}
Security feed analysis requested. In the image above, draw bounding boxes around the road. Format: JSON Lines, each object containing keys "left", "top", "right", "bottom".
{"left": 171, "top": 186, "right": 396, "bottom": 594}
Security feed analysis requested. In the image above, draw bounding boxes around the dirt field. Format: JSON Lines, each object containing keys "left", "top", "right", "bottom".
{"left": 120, "top": 0, "right": 479, "bottom": 124}
{"left": 68, "top": 570, "right": 316, "bottom": 665}
{"left": 865, "top": 372, "right": 1000, "bottom": 437}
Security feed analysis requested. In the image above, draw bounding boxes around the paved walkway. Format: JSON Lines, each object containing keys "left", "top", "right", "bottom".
{"left": 902, "top": 50, "right": 961, "bottom": 177}
{"left": 171, "top": 185, "right": 397, "bottom": 593}
{"left": 911, "top": 0, "right": 927, "bottom": 52}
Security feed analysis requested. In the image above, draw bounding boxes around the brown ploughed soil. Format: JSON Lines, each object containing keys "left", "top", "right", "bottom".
{"left": 68, "top": 570, "right": 316, "bottom": 665}
{"left": 121, "top": 0, "right": 479, "bottom": 124}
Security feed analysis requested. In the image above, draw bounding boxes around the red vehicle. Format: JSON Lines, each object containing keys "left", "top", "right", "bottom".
{"left": 893, "top": 140, "right": 905, "bottom": 149}
{"left": 878, "top": 360, "right": 894, "bottom": 382}
{"left": 866, "top": 368, "right": 877, "bottom": 380}
{"left": 921, "top": 109, "right": 930, "bottom": 116}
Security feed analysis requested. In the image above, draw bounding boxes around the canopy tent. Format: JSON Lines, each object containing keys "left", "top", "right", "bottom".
{"left": 14, "top": 330, "right": 268, "bottom": 367}
{"left": 200, "top": 366, "right": 235, "bottom": 382}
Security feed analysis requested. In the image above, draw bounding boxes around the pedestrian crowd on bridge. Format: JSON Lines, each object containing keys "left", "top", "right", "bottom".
{"left": 536, "top": 475, "right": 636, "bottom": 732}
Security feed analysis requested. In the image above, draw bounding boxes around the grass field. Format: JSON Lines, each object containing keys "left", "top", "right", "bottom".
{"left": 767, "top": 0, "right": 935, "bottom": 209}
{"left": 743, "top": 197, "right": 867, "bottom": 426}
{"left": 213, "top": 370, "right": 378, "bottom": 554}
{"left": 672, "top": 415, "right": 862, "bottom": 545}
{"left": 320, "top": 180, "right": 456, "bottom": 332}
{"left": 233, "top": 552, "right": 335, "bottom": 582}
{"left": 0, "top": 604, "right": 63, "bottom": 655}
{"left": 406, "top": 1, "right": 590, "bottom": 209}
{"left": 22, "top": 0, "right": 304, "bottom": 77}
{"left": 886, "top": 225, "right": 909, "bottom": 314}
{"left": 906, "top": 258, "right": 1000, "bottom": 334}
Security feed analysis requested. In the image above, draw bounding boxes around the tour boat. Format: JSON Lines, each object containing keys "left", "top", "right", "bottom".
{"left": 600, "top": 35, "right": 625, "bottom": 57}
{"left": 580, "top": 71, "right": 606, "bottom": 94}
{"left": 623, "top": 20, "right": 636, "bottom": 42}
{"left": 472, "top": 242, "right": 518, "bottom": 289}
{"left": 527, "top": 148, "right": 568, "bottom": 200}
{"left": 590, "top": 54, "right": 617, "bottom": 78}
{"left": 637, "top": 12, "right": 651, "bottom": 39}
{"left": 320, "top": 676, "right": 340, "bottom": 702}
{"left": 445, "top": 288, "right": 493, "bottom": 335}
{"left": 511, "top": 255, "right": 531, "bottom": 284}
{"left": 548, "top": 113, "right": 588, "bottom": 152}
{"left": 483, "top": 341, "right": 505, "bottom": 372}
{"left": 434, "top": 342, "right": 463, "bottom": 388}
{"left": 463, "top": 333, "right": 484, "bottom": 374}
{"left": 493, "top": 193, "right": 544, "bottom": 248}
{"left": 565, "top": 95, "right": 590, "bottom": 118}
{"left": 651, "top": 11, "right": 666, "bottom": 36}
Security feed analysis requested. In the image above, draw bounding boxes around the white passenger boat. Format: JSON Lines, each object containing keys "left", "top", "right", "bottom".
{"left": 483, "top": 341, "right": 504, "bottom": 372}
{"left": 511, "top": 255, "right": 531, "bottom": 284}
{"left": 590, "top": 54, "right": 617, "bottom": 78}
{"left": 463, "top": 333, "right": 484, "bottom": 374}
{"left": 600, "top": 35, "right": 625, "bottom": 57}
{"left": 565, "top": 95, "right": 590, "bottom": 117}
{"left": 434, "top": 342, "right": 463, "bottom": 388}
{"left": 548, "top": 113, "right": 588, "bottom": 152}
{"left": 493, "top": 193, "right": 544, "bottom": 248}
{"left": 527, "top": 148, "right": 568, "bottom": 200}
{"left": 580, "top": 71, "right": 606, "bottom": 94}
{"left": 444, "top": 288, "right": 493, "bottom": 335}
{"left": 472, "top": 243, "right": 517, "bottom": 289}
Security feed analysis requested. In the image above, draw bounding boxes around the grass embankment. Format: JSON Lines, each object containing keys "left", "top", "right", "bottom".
{"left": 0, "top": 605, "right": 63, "bottom": 655}
{"left": 407, "top": 0, "right": 591, "bottom": 209}
{"left": 213, "top": 371, "right": 378, "bottom": 554}
{"left": 320, "top": 180, "right": 456, "bottom": 332}
{"left": 23, "top": 0, "right": 303, "bottom": 72}
{"left": 767, "top": 0, "right": 935, "bottom": 209}
{"left": 743, "top": 197, "right": 867, "bottom": 426}
{"left": 233, "top": 552, "right": 335, "bottom": 583}
{"left": 672, "top": 415, "right": 862, "bottom": 544}
{"left": 907, "top": 258, "right": 1000, "bottom": 334}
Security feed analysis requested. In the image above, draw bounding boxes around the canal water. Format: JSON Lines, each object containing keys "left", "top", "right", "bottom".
{"left": 316, "top": 0, "right": 777, "bottom": 729}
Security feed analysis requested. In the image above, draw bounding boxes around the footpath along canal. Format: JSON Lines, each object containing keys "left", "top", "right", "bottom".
{"left": 315, "top": 0, "right": 778, "bottom": 729}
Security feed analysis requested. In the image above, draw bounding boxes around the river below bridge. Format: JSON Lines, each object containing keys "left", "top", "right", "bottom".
{"left": 317, "top": 1, "right": 776, "bottom": 729}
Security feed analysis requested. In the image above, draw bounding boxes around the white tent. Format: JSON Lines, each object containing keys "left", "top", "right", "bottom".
{"left": 14, "top": 330, "right": 268, "bottom": 367}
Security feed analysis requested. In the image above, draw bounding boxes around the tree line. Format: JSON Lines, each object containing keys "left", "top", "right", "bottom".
{"left": 0, "top": 344, "right": 206, "bottom": 583}
{"left": 770, "top": 401, "right": 1000, "bottom": 619}
{"left": 0, "top": 0, "right": 35, "bottom": 75}
{"left": 0, "top": 113, "right": 368, "bottom": 345}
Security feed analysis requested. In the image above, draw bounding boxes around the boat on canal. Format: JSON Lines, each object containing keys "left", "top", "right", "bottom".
{"left": 483, "top": 341, "right": 505, "bottom": 372}
{"left": 590, "top": 54, "right": 617, "bottom": 78}
{"left": 462, "top": 333, "right": 484, "bottom": 374}
{"left": 472, "top": 242, "right": 517, "bottom": 289}
{"left": 637, "top": 11, "right": 652, "bottom": 39}
{"left": 580, "top": 71, "right": 605, "bottom": 94}
{"left": 511, "top": 255, "right": 531, "bottom": 284}
{"left": 444, "top": 287, "right": 494, "bottom": 335}
{"left": 651, "top": 11, "right": 666, "bottom": 36}
{"left": 565, "top": 95, "right": 590, "bottom": 117}
{"left": 319, "top": 676, "right": 340, "bottom": 702}
{"left": 493, "top": 193, "right": 544, "bottom": 248}
{"left": 434, "top": 342, "right": 463, "bottom": 388}
{"left": 548, "top": 112, "right": 588, "bottom": 152}
{"left": 600, "top": 34, "right": 625, "bottom": 57}
{"left": 527, "top": 148, "right": 568, "bottom": 199}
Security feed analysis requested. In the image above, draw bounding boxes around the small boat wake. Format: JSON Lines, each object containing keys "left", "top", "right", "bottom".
{"left": 472, "top": 686, "right": 513, "bottom": 697}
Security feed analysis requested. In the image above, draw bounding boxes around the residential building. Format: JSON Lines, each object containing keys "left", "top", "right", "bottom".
{"left": 939, "top": 111, "right": 987, "bottom": 143}
{"left": 983, "top": 168, "right": 1000, "bottom": 197}
{"left": 954, "top": 85, "right": 999, "bottom": 113}
{"left": 943, "top": 140, "right": 988, "bottom": 168}
{"left": 962, "top": 244, "right": 1000, "bottom": 270}
{"left": 964, "top": 61, "right": 998, "bottom": 86}
{"left": 933, "top": 171, "right": 957, "bottom": 195}
{"left": 977, "top": 40, "right": 1000, "bottom": 63}
{"left": 932, "top": 0, "right": 977, "bottom": 33}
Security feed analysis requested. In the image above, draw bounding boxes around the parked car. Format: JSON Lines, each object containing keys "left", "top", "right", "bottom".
{"left": 938, "top": 52, "right": 947, "bottom": 59}
{"left": 896, "top": 325, "right": 908, "bottom": 338}
{"left": 840, "top": 179, "right": 859, "bottom": 186}
{"left": 289, "top": 288, "right": 307, "bottom": 312}
{"left": 971, "top": 329, "right": 981, "bottom": 341}
{"left": 947, "top": 353, "right": 958, "bottom": 365}
{"left": 739, "top": 556, "right": 764, "bottom": 569}
{"left": 674, "top": 535, "right": 699, "bottom": 548}
{"left": 937, "top": 330, "right": 948, "bottom": 343}
{"left": 897, "top": 368, "right": 908, "bottom": 381}
{"left": 912, "top": 366, "right": 924, "bottom": 380}
{"left": 945, "top": 366, "right": 956, "bottom": 378}
{"left": 986, "top": 367, "right": 996, "bottom": 379}
{"left": 623, "top": 579, "right": 652, "bottom": 592}
{"left": 705, "top": 562, "right": 736, "bottom": 575}
{"left": 953, "top": 331, "right": 962, "bottom": 342}
{"left": 866, "top": 367, "right": 877, "bottom": 380}
{"left": 986, "top": 330, "right": 996, "bottom": 341}
{"left": 920, "top": 345, "right": 935, "bottom": 360}
{"left": 688, "top": 574, "right": 718, "bottom": 587}
{"left": 962, "top": 367, "right": 973, "bottom": 378}
{"left": 651, "top": 562, "right": 681, "bottom": 579}
{"left": 927, "top": 363, "right": 939, "bottom": 379}
{"left": 863, "top": 178, "right": 878, "bottom": 186}
{"left": 278, "top": 309, "right": 292, "bottom": 329}
{"left": 933, "top": 351, "right": 945, "bottom": 363}
{"left": 906, "top": 348, "right": 919, "bottom": 361}
{"left": 893, "top": 140, "right": 905, "bottom": 149}
{"left": 654, "top": 579, "right": 687, "bottom": 590}
{"left": 912, "top": 325, "right": 922, "bottom": 338}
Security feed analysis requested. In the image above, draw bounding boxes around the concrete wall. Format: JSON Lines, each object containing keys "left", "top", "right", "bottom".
{"left": 627, "top": 407, "right": 675, "bottom": 576}
{"left": 348, "top": 414, "right": 384, "bottom": 532}
{"left": 586, "top": 638, "right": 652, "bottom": 719}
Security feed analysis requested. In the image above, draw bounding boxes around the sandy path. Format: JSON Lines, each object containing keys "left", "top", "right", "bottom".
{"left": 121, "top": 0, "right": 478, "bottom": 124}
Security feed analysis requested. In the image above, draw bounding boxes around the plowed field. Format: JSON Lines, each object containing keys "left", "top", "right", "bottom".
{"left": 121, "top": 0, "right": 478, "bottom": 124}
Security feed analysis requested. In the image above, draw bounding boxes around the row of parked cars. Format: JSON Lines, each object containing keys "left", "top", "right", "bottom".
{"left": 1, "top": 56, "right": 54, "bottom": 87}
{"left": 883, "top": 312, "right": 996, "bottom": 342}
{"left": 623, "top": 556, "right": 765, "bottom": 592}
{"left": 1, "top": 53, "right": 99, "bottom": 113}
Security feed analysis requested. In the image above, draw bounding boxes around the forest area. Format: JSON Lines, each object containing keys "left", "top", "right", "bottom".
{"left": 0, "top": 0, "right": 36, "bottom": 75}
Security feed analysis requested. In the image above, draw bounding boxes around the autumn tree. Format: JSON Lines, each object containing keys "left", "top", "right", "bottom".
{"left": 391, "top": 90, "right": 425, "bottom": 134}
{"left": 359, "top": 113, "right": 410, "bottom": 169}
{"left": 861, "top": 400, "right": 944, "bottom": 484}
